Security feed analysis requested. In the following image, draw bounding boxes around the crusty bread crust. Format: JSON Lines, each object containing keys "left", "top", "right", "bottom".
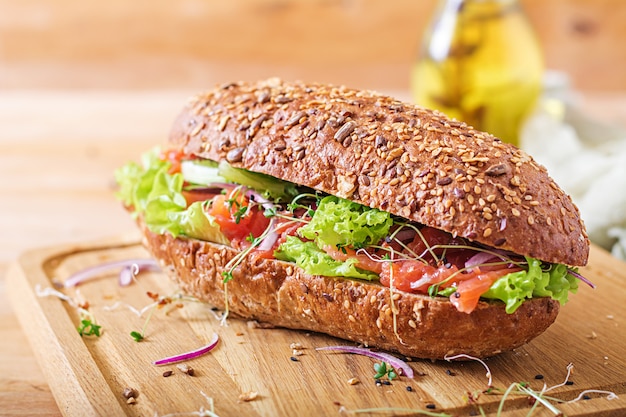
{"left": 141, "top": 224, "right": 560, "bottom": 360}
{"left": 169, "top": 78, "right": 588, "bottom": 266}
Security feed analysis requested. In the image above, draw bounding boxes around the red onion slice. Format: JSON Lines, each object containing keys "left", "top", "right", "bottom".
{"left": 567, "top": 268, "right": 596, "bottom": 289}
{"left": 152, "top": 333, "right": 219, "bottom": 366}
{"left": 464, "top": 252, "right": 499, "bottom": 271}
{"left": 256, "top": 218, "right": 279, "bottom": 251}
{"left": 316, "top": 345, "right": 414, "bottom": 379}
{"left": 244, "top": 189, "right": 282, "bottom": 251}
{"left": 245, "top": 189, "right": 278, "bottom": 212}
{"left": 64, "top": 259, "right": 160, "bottom": 288}
{"left": 119, "top": 264, "right": 139, "bottom": 287}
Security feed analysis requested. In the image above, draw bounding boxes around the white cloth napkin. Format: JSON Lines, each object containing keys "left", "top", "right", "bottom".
{"left": 521, "top": 93, "right": 626, "bottom": 262}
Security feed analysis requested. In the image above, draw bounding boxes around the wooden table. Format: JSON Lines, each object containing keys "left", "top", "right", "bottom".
{"left": 0, "top": 90, "right": 187, "bottom": 417}
{"left": 1, "top": 89, "right": 625, "bottom": 416}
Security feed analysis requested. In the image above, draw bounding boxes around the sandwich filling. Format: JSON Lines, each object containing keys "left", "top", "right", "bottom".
{"left": 116, "top": 148, "right": 580, "bottom": 314}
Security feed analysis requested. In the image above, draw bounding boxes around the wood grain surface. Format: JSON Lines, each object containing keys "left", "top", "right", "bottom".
{"left": 6, "top": 235, "right": 626, "bottom": 417}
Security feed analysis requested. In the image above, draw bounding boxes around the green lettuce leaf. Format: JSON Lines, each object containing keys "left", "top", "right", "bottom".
{"left": 298, "top": 195, "right": 393, "bottom": 249}
{"left": 276, "top": 236, "right": 378, "bottom": 280}
{"left": 481, "top": 257, "right": 578, "bottom": 313}
{"left": 114, "top": 148, "right": 228, "bottom": 244}
{"left": 117, "top": 150, "right": 580, "bottom": 315}
{"left": 114, "top": 148, "right": 170, "bottom": 216}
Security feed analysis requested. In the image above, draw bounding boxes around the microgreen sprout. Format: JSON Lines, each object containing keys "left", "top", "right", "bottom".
{"left": 231, "top": 205, "right": 248, "bottom": 224}
{"left": 286, "top": 192, "right": 320, "bottom": 216}
{"left": 219, "top": 230, "right": 269, "bottom": 324}
{"left": 412, "top": 225, "right": 441, "bottom": 265}
{"left": 77, "top": 317, "right": 101, "bottom": 337}
{"left": 428, "top": 283, "right": 441, "bottom": 297}
{"left": 225, "top": 186, "right": 249, "bottom": 224}
{"left": 381, "top": 246, "right": 405, "bottom": 346}
{"left": 446, "top": 359, "right": 619, "bottom": 417}
{"left": 373, "top": 361, "right": 398, "bottom": 381}
{"left": 444, "top": 354, "right": 492, "bottom": 387}
{"left": 130, "top": 331, "right": 144, "bottom": 342}
{"left": 222, "top": 233, "right": 264, "bottom": 283}
{"left": 263, "top": 206, "right": 277, "bottom": 218}
{"left": 349, "top": 360, "right": 617, "bottom": 417}
{"left": 36, "top": 285, "right": 105, "bottom": 337}
{"left": 221, "top": 270, "right": 234, "bottom": 283}
{"left": 128, "top": 292, "right": 194, "bottom": 342}
{"left": 336, "top": 243, "right": 348, "bottom": 254}
{"left": 130, "top": 295, "right": 158, "bottom": 342}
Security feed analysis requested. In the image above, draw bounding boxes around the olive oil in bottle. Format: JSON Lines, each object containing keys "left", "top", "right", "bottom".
{"left": 411, "top": 0, "right": 543, "bottom": 146}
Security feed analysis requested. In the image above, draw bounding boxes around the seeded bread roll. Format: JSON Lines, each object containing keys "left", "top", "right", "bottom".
{"left": 142, "top": 223, "right": 560, "bottom": 360}
{"left": 170, "top": 78, "right": 588, "bottom": 266}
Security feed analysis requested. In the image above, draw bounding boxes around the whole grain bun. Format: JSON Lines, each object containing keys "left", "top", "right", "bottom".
{"left": 142, "top": 223, "right": 560, "bottom": 360}
{"left": 170, "top": 78, "right": 589, "bottom": 266}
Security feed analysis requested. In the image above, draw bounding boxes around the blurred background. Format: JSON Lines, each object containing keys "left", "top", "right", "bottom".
{"left": 1, "top": 0, "right": 624, "bottom": 92}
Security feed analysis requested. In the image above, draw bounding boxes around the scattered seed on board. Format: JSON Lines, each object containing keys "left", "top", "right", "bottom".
{"left": 177, "top": 363, "right": 195, "bottom": 376}
{"left": 238, "top": 391, "right": 259, "bottom": 402}
{"left": 347, "top": 377, "right": 360, "bottom": 385}
{"left": 122, "top": 387, "right": 138, "bottom": 400}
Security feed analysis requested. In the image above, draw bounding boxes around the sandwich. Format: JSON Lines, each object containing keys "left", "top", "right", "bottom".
{"left": 115, "top": 78, "right": 589, "bottom": 360}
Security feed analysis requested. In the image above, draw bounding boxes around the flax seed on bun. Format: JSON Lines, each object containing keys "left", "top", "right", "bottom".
{"left": 170, "top": 78, "right": 588, "bottom": 267}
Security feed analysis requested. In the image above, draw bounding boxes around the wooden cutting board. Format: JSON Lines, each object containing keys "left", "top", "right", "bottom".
{"left": 6, "top": 235, "right": 626, "bottom": 417}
